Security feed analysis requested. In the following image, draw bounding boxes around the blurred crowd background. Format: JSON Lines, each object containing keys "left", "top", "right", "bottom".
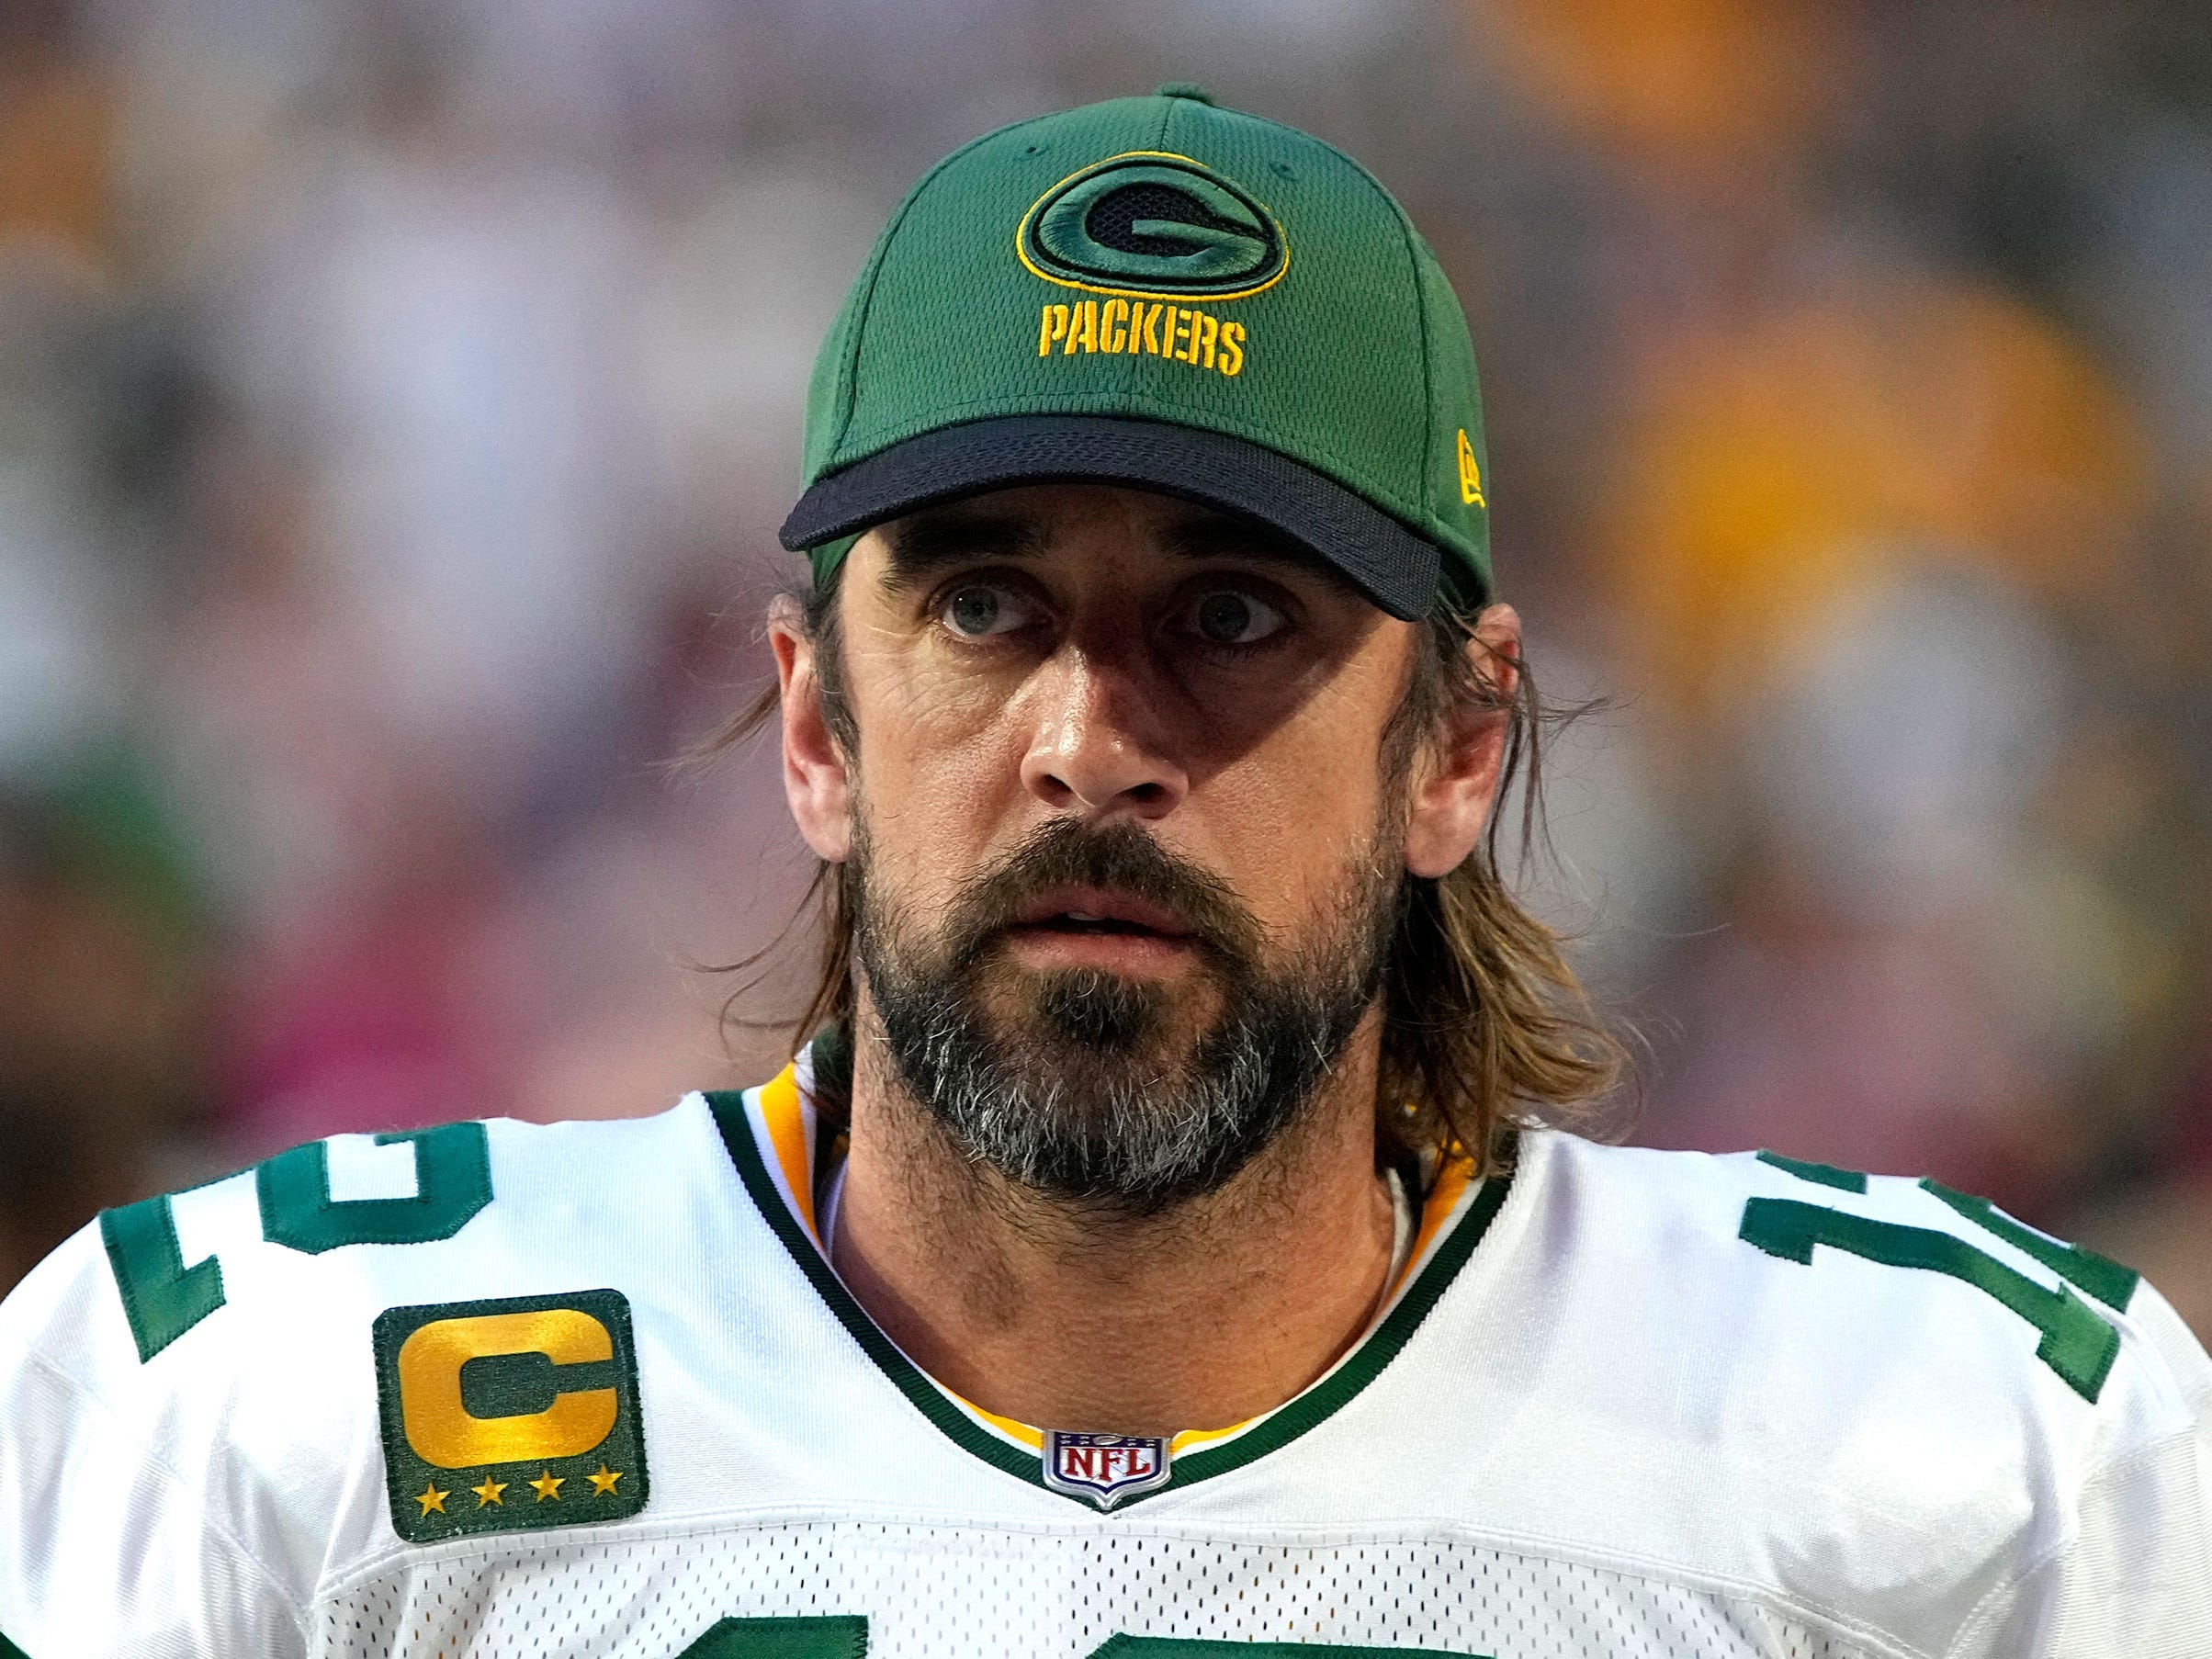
{"left": 3, "top": 0, "right": 2208, "bottom": 1332}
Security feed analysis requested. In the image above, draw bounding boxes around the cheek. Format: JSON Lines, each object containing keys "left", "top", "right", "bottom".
{"left": 847, "top": 655, "right": 1033, "bottom": 908}
{"left": 1190, "top": 689, "right": 1398, "bottom": 930}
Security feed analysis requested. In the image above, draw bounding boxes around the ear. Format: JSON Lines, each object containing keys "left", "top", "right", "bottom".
{"left": 1403, "top": 604, "right": 1521, "bottom": 881}
{"left": 771, "top": 595, "right": 854, "bottom": 863}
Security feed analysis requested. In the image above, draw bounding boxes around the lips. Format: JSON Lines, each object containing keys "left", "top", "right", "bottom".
{"left": 1007, "top": 886, "right": 1195, "bottom": 940}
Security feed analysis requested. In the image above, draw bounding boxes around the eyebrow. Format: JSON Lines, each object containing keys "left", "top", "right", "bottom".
{"left": 1164, "top": 512, "right": 1365, "bottom": 604}
{"left": 1158, "top": 514, "right": 1326, "bottom": 573}
{"left": 880, "top": 511, "right": 1048, "bottom": 590}
{"left": 880, "top": 504, "right": 1332, "bottom": 590}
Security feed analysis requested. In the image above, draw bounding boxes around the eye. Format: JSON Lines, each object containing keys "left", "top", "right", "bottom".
{"left": 938, "top": 581, "right": 1036, "bottom": 639}
{"left": 1186, "top": 588, "right": 1288, "bottom": 648}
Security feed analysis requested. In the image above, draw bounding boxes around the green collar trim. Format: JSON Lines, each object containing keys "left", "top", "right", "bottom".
{"left": 705, "top": 1088, "right": 1510, "bottom": 1508}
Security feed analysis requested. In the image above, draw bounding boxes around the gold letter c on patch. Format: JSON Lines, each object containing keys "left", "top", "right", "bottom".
{"left": 397, "top": 1308, "right": 619, "bottom": 1469}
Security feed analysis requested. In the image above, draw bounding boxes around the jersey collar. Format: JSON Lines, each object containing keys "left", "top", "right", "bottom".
{"left": 707, "top": 1049, "right": 1511, "bottom": 1510}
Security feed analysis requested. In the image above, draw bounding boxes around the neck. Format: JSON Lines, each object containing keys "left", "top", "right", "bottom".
{"left": 826, "top": 1004, "right": 1399, "bottom": 1436}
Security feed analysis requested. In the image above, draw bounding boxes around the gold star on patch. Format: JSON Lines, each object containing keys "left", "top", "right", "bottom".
{"left": 414, "top": 1483, "right": 448, "bottom": 1517}
{"left": 587, "top": 1464, "right": 623, "bottom": 1496}
{"left": 471, "top": 1477, "right": 508, "bottom": 1507}
{"left": 529, "top": 1470, "right": 565, "bottom": 1502}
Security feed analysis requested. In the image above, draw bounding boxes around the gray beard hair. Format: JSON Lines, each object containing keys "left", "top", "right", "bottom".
{"left": 852, "top": 818, "right": 1402, "bottom": 1215}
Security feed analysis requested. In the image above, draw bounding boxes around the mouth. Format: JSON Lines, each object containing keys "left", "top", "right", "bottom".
{"left": 1009, "top": 886, "right": 1193, "bottom": 938}
{"left": 997, "top": 886, "right": 1201, "bottom": 970}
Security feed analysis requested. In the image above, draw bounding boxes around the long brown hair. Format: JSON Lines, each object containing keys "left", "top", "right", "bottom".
{"left": 700, "top": 566, "right": 1628, "bottom": 1183}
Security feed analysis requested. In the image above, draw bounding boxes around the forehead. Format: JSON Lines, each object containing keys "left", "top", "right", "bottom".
{"left": 863, "top": 482, "right": 1363, "bottom": 596}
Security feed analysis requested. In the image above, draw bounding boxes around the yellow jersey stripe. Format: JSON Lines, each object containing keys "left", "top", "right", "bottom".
{"left": 1398, "top": 1155, "right": 1473, "bottom": 1296}
{"left": 1172, "top": 1416, "right": 1260, "bottom": 1452}
{"left": 953, "top": 1393, "right": 1046, "bottom": 1450}
{"left": 759, "top": 1064, "right": 818, "bottom": 1245}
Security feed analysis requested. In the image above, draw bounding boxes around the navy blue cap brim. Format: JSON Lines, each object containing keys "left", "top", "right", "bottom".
{"left": 778, "top": 415, "right": 1449, "bottom": 620}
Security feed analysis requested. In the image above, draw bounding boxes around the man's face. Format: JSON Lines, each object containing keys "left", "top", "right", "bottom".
{"left": 784, "top": 483, "right": 1432, "bottom": 1209}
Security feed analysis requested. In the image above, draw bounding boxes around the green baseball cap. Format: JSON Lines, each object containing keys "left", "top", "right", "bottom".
{"left": 779, "top": 85, "right": 1492, "bottom": 618}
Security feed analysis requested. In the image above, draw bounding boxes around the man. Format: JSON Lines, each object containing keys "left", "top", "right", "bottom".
{"left": 2, "top": 86, "right": 2206, "bottom": 1658}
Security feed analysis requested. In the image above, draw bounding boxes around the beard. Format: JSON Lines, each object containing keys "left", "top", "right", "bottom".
{"left": 851, "top": 814, "right": 1402, "bottom": 1214}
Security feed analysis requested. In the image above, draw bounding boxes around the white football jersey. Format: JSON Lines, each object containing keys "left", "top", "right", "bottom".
{"left": 2, "top": 1050, "right": 2207, "bottom": 1659}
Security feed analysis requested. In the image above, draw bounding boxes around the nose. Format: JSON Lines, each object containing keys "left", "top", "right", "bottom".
{"left": 1018, "top": 647, "right": 1188, "bottom": 820}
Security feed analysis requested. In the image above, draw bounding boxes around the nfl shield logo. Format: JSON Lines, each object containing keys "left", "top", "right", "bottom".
{"left": 1042, "top": 1430, "right": 1172, "bottom": 1509}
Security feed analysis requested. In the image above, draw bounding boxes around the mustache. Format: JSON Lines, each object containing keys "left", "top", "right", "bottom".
{"left": 943, "top": 818, "right": 1266, "bottom": 973}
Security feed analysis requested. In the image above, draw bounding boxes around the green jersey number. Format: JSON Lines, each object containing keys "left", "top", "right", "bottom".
{"left": 100, "top": 1123, "right": 492, "bottom": 1362}
{"left": 1743, "top": 1153, "right": 2138, "bottom": 1403}
{"left": 257, "top": 1122, "right": 492, "bottom": 1254}
{"left": 678, "top": 1620, "right": 1478, "bottom": 1657}
{"left": 679, "top": 1620, "right": 868, "bottom": 1659}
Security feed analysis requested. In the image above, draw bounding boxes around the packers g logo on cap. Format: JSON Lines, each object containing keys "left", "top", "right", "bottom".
{"left": 1018, "top": 152, "right": 1288, "bottom": 300}
{"left": 374, "top": 1288, "right": 649, "bottom": 1544}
